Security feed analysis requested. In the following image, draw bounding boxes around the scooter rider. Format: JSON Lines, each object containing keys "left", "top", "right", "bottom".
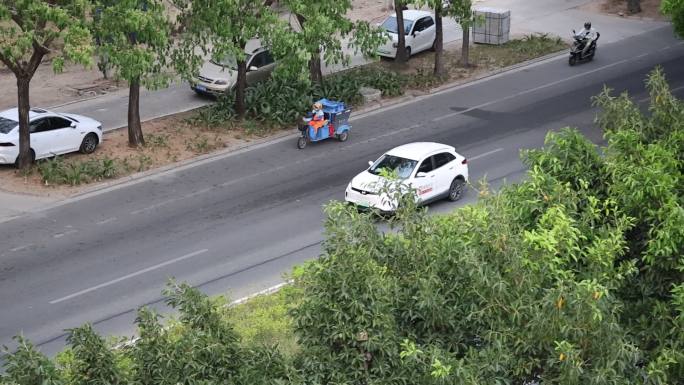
{"left": 303, "top": 102, "right": 326, "bottom": 136}
{"left": 576, "top": 21, "right": 597, "bottom": 58}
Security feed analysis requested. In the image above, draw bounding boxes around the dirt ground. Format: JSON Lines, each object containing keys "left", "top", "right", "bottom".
{"left": 582, "top": 0, "right": 666, "bottom": 20}
{"left": 0, "top": 112, "right": 272, "bottom": 197}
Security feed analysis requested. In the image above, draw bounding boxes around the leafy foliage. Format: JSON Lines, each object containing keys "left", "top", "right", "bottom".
{"left": 0, "top": 0, "right": 93, "bottom": 168}
{"left": 172, "top": 0, "right": 280, "bottom": 118}
{"left": 92, "top": 0, "right": 172, "bottom": 146}
{"left": 1, "top": 336, "right": 62, "bottom": 385}
{"left": 288, "top": 68, "right": 684, "bottom": 384}
{"left": 66, "top": 324, "right": 122, "bottom": 385}
{"left": 196, "top": 65, "right": 405, "bottom": 127}
{"left": 270, "top": 0, "right": 385, "bottom": 83}
{"left": 662, "top": 0, "right": 684, "bottom": 38}
{"left": 36, "top": 156, "right": 119, "bottom": 186}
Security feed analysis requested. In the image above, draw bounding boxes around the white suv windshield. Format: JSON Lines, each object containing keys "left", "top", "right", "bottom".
{"left": 0, "top": 117, "right": 17, "bottom": 134}
{"left": 369, "top": 154, "right": 417, "bottom": 179}
{"left": 381, "top": 16, "right": 414, "bottom": 35}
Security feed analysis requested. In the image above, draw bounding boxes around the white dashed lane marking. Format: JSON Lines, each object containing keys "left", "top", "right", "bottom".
{"left": 49, "top": 248, "right": 209, "bottom": 304}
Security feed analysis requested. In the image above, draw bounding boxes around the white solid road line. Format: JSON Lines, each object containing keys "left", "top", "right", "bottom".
{"left": 469, "top": 148, "right": 504, "bottom": 161}
{"left": 49, "top": 249, "right": 209, "bottom": 304}
{"left": 431, "top": 53, "right": 654, "bottom": 123}
{"left": 229, "top": 280, "right": 294, "bottom": 306}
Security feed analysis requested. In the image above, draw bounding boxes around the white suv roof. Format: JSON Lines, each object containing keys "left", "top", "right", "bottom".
{"left": 386, "top": 142, "right": 454, "bottom": 160}
{"left": 392, "top": 10, "right": 433, "bottom": 22}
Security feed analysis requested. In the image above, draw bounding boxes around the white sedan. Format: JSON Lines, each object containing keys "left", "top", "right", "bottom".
{"left": 377, "top": 10, "right": 437, "bottom": 59}
{"left": 345, "top": 142, "right": 469, "bottom": 212}
{"left": 0, "top": 107, "right": 103, "bottom": 166}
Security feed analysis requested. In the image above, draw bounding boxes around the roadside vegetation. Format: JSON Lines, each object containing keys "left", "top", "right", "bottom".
{"left": 192, "top": 33, "right": 566, "bottom": 128}
{"left": 2, "top": 68, "right": 682, "bottom": 385}
{"left": 3, "top": 33, "right": 565, "bottom": 189}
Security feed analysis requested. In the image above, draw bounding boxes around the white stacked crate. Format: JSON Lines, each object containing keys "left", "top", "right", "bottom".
{"left": 472, "top": 7, "right": 510, "bottom": 45}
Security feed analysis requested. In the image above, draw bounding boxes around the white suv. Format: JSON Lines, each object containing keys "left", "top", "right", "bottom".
{"left": 345, "top": 142, "right": 468, "bottom": 212}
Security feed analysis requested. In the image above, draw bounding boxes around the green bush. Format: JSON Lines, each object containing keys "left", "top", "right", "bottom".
{"left": 36, "top": 156, "right": 120, "bottom": 186}
{"left": 228, "top": 286, "right": 301, "bottom": 357}
{"left": 193, "top": 65, "right": 407, "bottom": 129}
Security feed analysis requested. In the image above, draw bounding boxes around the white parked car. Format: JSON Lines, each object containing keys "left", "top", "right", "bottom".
{"left": 0, "top": 107, "right": 103, "bottom": 166}
{"left": 191, "top": 40, "right": 276, "bottom": 97}
{"left": 345, "top": 142, "right": 468, "bottom": 212}
{"left": 377, "top": 10, "right": 436, "bottom": 59}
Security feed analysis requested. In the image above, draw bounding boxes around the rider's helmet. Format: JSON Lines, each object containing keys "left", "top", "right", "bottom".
{"left": 584, "top": 21, "right": 591, "bottom": 29}
{"left": 313, "top": 102, "right": 322, "bottom": 110}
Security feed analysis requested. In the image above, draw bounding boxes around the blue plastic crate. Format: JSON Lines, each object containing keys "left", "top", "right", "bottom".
{"left": 318, "top": 98, "right": 345, "bottom": 114}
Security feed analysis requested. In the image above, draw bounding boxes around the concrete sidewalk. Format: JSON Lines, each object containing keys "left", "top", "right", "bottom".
{"left": 0, "top": 0, "right": 670, "bottom": 223}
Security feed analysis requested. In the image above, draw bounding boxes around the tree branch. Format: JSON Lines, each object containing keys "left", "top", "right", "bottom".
{"left": 0, "top": 53, "right": 21, "bottom": 76}
{"left": 27, "top": 41, "right": 47, "bottom": 77}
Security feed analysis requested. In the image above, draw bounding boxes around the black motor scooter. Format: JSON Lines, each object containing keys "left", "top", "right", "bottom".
{"left": 569, "top": 30, "right": 600, "bottom": 66}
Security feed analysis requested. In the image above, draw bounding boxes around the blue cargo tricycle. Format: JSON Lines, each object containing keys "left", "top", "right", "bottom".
{"left": 297, "top": 98, "right": 352, "bottom": 149}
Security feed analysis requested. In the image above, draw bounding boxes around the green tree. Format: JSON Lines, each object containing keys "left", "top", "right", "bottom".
{"left": 173, "top": 0, "right": 278, "bottom": 119}
{"left": 271, "top": 0, "right": 385, "bottom": 85}
{"left": 92, "top": 0, "right": 172, "bottom": 147}
{"left": 0, "top": 0, "right": 93, "bottom": 169}
{"left": 662, "top": 0, "right": 684, "bottom": 37}
{"left": 1, "top": 336, "right": 62, "bottom": 385}
{"left": 413, "top": 0, "right": 447, "bottom": 75}
{"left": 451, "top": 0, "right": 477, "bottom": 67}
{"left": 67, "top": 324, "right": 122, "bottom": 385}
{"left": 413, "top": 0, "right": 476, "bottom": 74}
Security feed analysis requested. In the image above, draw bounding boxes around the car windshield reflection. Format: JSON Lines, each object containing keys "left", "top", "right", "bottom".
{"left": 368, "top": 154, "right": 417, "bottom": 179}
{"left": 381, "top": 16, "right": 414, "bottom": 35}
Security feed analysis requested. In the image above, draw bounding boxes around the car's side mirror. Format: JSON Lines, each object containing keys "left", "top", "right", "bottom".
{"left": 416, "top": 172, "right": 427, "bottom": 178}
{"left": 572, "top": 29, "right": 576, "bottom": 34}
{"left": 249, "top": 66, "right": 258, "bottom": 71}
{"left": 368, "top": 160, "right": 374, "bottom": 167}
{"left": 70, "top": 122, "right": 77, "bottom": 128}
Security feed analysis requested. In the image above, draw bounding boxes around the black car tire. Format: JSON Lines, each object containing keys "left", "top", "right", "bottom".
{"left": 79, "top": 133, "right": 99, "bottom": 154}
{"left": 448, "top": 177, "right": 465, "bottom": 201}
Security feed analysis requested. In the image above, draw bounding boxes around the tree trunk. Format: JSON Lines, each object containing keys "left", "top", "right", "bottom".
{"left": 309, "top": 48, "right": 323, "bottom": 85}
{"left": 394, "top": 0, "right": 408, "bottom": 64}
{"left": 627, "top": 0, "right": 641, "bottom": 14}
{"left": 433, "top": 9, "right": 445, "bottom": 76}
{"left": 127, "top": 77, "right": 145, "bottom": 147}
{"left": 461, "top": 25, "right": 470, "bottom": 68}
{"left": 16, "top": 77, "right": 32, "bottom": 169}
{"left": 235, "top": 59, "right": 247, "bottom": 119}
{"left": 295, "top": 13, "right": 324, "bottom": 85}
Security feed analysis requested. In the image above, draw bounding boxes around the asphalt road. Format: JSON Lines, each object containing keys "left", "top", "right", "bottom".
{"left": 1, "top": 26, "right": 683, "bottom": 358}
